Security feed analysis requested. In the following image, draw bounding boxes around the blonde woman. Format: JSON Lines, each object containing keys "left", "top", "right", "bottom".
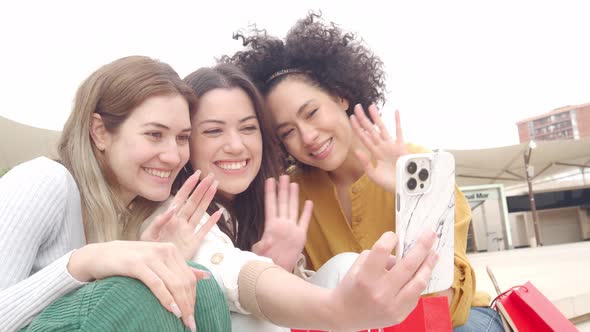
{"left": 0, "top": 56, "right": 228, "bottom": 331}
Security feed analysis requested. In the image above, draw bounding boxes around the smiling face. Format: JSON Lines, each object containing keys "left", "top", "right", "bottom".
{"left": 101, "top": 94, "right": 191, "bottom": 205}
{"left": 189, "top": 87, "right": 263, "bottom": 200}
{"left": 266, "top": 77, "right": 351, "bottom": 172}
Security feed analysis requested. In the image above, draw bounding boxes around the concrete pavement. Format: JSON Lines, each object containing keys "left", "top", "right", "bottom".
{"left": 467, "top": 241, "right": 590, "bottom": 330}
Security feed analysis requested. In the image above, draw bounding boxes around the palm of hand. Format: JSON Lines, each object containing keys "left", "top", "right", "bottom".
{"left": 368, "top": 140, "right": 408, "bottom": 193}
{"left": 140, "top": 172, "right": 221, "bottom": 261}
{"left": 252, "top": 176, "right": 313, "bottom": 272}
{"left": 252, "top": 216, "right": 307, "bottom": 270}
{"left": 351, "top": 105, "right": 407, "bottom": 193}
{"left": 141, "top": 215, "right": 198, "bottom": 260}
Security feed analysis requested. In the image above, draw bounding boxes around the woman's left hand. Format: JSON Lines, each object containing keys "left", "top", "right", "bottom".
{"left": 350, "top": 104, "right": 408, "bottom": 193}
{"left": 141, "top": 171, "right": 222, "bottom": 260}
{"left": 252, "top": 175, "right": 313, "bottom": 272}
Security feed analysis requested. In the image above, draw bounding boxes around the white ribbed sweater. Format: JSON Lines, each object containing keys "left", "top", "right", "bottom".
{"left": 0, "top": 157, "right": 86, "bottom": 331}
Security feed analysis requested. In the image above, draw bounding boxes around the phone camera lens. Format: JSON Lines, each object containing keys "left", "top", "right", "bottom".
{"left": 407, "top": 162, "right": 417, "bottom": 174}
{"left": 418, "top": 169, "right": 429, "bottom": 181}
{"left": 407, "top": 178, "right": 417, "bottom": 190}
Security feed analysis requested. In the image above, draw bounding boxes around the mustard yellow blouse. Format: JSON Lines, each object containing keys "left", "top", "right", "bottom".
{"left": 293, "top": 144, "right": 489, "bottom": 326}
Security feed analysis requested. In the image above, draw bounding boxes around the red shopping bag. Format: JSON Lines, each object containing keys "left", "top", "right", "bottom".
{"left": 384, "top": 296, "right": 452, "bottom": 332}
{"left": 291, "top": 296, "right": 452, "bottom": 332}
{"left": 492, "top": 281, "right": 577, "bottom": 332}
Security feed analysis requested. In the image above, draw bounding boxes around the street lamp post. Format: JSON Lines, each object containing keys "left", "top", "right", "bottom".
{"left": 524, "top": 140, "right": 542, "bottom": 247}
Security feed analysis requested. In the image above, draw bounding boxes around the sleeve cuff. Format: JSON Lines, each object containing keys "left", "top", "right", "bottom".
{"left": 63, "top": 250, "right": 89, "bottom": 286}
{"left": 237, "top": 260, "right": 280, "bottom": 320}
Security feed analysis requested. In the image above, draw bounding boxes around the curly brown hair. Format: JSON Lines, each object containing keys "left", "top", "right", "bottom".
{"left": 221, "top": 12, "right": 387, "bottom": 116}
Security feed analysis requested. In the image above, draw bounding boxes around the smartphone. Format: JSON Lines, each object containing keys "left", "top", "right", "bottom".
{"left": 395, "top": 150, "right": 455, "bottom": 294}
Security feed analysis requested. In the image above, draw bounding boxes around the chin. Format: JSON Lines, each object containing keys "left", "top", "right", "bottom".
{"left": 314, "top": 159, "right": 341, "bottom": 172}
{"left": 142, "top": 191, "right": 171, "bottom": 202}
{"left": 219, "top": 183, "right": 250, "bottom": 197}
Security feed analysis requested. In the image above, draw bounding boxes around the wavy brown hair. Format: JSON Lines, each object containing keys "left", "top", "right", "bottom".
{"left": 59, "top": 56, "right": 197, "bottom": 243}
{"left": 177, "top": 63, "right": 281, "bottom": 250}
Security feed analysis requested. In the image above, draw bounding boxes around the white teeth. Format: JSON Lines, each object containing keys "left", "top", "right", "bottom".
{"left": 217, "top": 160, "right": 247, "bottom": 170}
{"left": 144, "top": 168, "right": 171, "bottom": 178}
{"left": 311, "top": 139, "right": 331, "bottom": 156}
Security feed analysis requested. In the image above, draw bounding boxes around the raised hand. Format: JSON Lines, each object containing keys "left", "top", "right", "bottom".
{"left": 350, "top": 104, "right": 408, "bottom": 193}
{"left": 330, "top": 230, "right": 438, "bottom": 330}
{"left": 141, "top": 171, "right": 222, "bottom": 260}
{"left": 252, "top": 175, "right": 313, "bottom": 272}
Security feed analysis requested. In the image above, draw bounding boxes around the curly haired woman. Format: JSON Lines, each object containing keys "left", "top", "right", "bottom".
{"left": 223, "top": 12, "right": 503, "bottom": 332}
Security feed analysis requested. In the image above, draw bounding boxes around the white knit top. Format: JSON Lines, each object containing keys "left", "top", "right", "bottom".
{"left": 0, "top": 157, "right": 87, "bottom": 331}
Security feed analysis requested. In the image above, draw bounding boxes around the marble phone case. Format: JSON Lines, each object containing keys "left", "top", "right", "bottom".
{"left": 395, "top": 151, "right": 455, "bottom": 294}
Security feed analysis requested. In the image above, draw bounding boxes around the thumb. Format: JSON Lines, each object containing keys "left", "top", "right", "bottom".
{"left": 355, "top": 149, "right": 378, "bottom": 179}
{"left": 141, "top": 205, "right": 176, "bottom": 241}
{"left": 354, "top": 149, "right": 372, "bottom": 169}
{"left": 251, "top": 240, "right": 269, "bottom": 255}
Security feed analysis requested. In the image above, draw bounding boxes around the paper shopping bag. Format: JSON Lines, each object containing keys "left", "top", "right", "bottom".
{"left": 291, "top": 296, "right": 452, "bottom": 332}
{"left": 384, "top": 296, "right": 452, "bottom": 332}
{"left": 493, "top": 281, "right": 577, "bottom": 332}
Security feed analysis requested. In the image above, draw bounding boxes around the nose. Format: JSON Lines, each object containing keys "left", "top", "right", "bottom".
{"left": 159, "top": 139, "right": 182, "bottom": 166}
{"left": 299, "top": 123, "right": 319, "bottom": 147}
{"left": 223, "top": 130, "right": 246, "bottom": 154}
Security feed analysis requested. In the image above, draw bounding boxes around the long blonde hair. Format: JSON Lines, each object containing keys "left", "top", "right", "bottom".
{"left": 59, "top": 56, "right": 197, "bottom": 243}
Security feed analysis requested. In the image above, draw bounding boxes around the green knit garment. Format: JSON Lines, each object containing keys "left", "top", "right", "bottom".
{"left": 21, "top": 263, "right": 230, "bottom": 332}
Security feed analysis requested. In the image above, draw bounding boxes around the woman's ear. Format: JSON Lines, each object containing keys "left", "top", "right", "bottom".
{"left": 338, "top": 97, "right": 350, "bottom": 112}
{"left": 90, "top": 113, "right": 109, "bottom": 151}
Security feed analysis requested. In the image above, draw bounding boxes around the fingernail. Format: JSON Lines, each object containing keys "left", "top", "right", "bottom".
{"left": 170, "top": 302, "right": 181, "bottom": 318}
{"left": 188, "top": 316, "right": 196, "bottom": 332}
{"left": 192, "top": 170, "right": 201, "bottom": 179}
{"left": 212, "top": 180, "right": 219, "bottom": 187}
{"left": 201, "top": 271, "right": 211, "bottom": 280}
{"left": 167, "top": 203, "right": 177, "bottom": 213}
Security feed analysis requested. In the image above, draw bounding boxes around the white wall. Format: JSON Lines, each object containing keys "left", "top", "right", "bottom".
{"left": 509, "top": 207, "right": 583, "bottom": 246}
{"left": 539, "top": 208, "right": 581, "bottom": 245}
{"left": 509, "top": 213, "right": 531, "bottom": 248}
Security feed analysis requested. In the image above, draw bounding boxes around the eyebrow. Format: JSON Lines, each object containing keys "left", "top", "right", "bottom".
{"left": 143, "top": 122, "right": 191, "bottom": 132}
{"left": 275, "top": 100, "right": 313, "bottom": 131}
{"left": 197, "top": 115, "right": 258, "bottom": 126}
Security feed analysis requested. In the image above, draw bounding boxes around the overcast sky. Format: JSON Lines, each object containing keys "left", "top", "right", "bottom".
{"left": 1, "top": 0, "right": 589, "bottom": 150}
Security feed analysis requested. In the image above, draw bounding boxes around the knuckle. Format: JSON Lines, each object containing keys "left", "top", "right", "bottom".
{"left": 144, "top": 274, "right": 165, "bottom": 290}
{"left": 369, "top": 292, "right": 384, "bottom": 306}
{"left": 360, "top": 249, "right": 371, "bottom": 258}
{"left": 168, "top": 278, "right": 185, "bottom": 292}
{"left": 402, "top": 259, "right": 419, "bottom": 274}
{"left": 373, "top": 242, "right": 389, "bottom": 253}
{"left": 355, "top": 276, "right": 372, "bottom": 293}
{"left": 414, "top": 275, "right": 428, "bottom": 290}
{"left": 185, "top": 271, "right": 197, "bottom": 285}
{"left": 417, "top": 237, "right": 432, "bottom": 251}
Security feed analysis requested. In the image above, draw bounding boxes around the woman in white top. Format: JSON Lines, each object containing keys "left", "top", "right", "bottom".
{"left": 142, "top": 63, "right": 441, "bottom": 331}
{"left": 0, "top": 56, "right": 225, "bottom": 331}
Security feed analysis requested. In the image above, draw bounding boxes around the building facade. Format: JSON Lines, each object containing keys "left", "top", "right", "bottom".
{"left": 516, "top": 102, "right": 590, "bottom": 143}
